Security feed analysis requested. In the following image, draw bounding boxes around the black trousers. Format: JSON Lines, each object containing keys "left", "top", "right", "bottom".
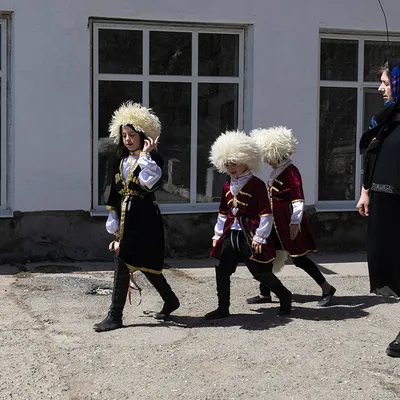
{"left": 215, "top": 231, "right": 290, "bottom": 310}
{"left": 259, "top": 255, "right": 326, "bottom": 297}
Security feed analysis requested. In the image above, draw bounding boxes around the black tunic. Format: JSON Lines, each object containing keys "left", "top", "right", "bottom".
{"left": 360, "top": 113, "right": 400, "bottom": 295}
{"left": 372, "top": 123, "right": 400, "bottom": 193}
{"left": 107, "top": 152, "right": 165, "bottom": 275}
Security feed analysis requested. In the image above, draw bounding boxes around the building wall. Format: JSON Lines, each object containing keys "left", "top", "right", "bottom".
{"left": 0, "top": 0, "right": 397, "bottom": 261}
{"left": 0, "top": 210, "right": 368, "bottom": 264}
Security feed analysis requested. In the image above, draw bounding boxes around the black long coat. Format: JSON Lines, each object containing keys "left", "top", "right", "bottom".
{"left": 107, "top": 152, "right": 165, "bottom": 274}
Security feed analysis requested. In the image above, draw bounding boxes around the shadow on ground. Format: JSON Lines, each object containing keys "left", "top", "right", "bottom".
{"left": 119, "top": 293, "right": 397, "bottom": 332}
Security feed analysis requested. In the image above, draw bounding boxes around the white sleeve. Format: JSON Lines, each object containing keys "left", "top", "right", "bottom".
{"left": 253, "top": 215, "right": 273, "bottom": 244}
{"left": 106, "top": 210, "right": 120, "bottom": 235}
{"left": 212, "top": 214, "right": 227, "bottom": 240}
{"left": 137, "top": 152, "right": 162, "bottom": 189}
{"left": 291, "top": 201, "right": 304, "bottom": 225}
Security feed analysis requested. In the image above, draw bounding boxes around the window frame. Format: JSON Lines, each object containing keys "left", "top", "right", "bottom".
{"left": 91, "top": 21, "right": 245, "bottom": 215}
{"left": 316, "top": 32, "right": 400, "bottom": 212}
{"left": 0, "top": 15, "right": 10, "bottom": 215}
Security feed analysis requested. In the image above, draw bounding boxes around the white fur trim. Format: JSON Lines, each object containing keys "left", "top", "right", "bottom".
{"left": 250, "top": 126, "right": 298, "bottom": 165}
{"left": 272, "top": 250, "right": 287, "bottom": 273}
{"left": 109, "top": 101, "right": 161, "bottom": 144}
{"left": 209, "top": 130, "right": 263, "bottom": 173}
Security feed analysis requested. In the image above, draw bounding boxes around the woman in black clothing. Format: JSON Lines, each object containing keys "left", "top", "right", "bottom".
{"left": 357, "top": 60, "right": 400, "bottom": 356}
{"left": 94, "top": 102, "right": 179, "bottom": 332}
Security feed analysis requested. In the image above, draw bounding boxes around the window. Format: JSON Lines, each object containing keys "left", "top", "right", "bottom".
{"left": 0, "top": 16, "right": 9, "bottom": 212}
{"left": 318, "top": 34, "right": 400, "bottom": 209}
{"left": 92, "top": 21, "right": 244, "bottom": 213}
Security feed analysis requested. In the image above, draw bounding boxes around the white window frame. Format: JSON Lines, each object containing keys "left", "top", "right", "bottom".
{"left": 316, "top": 31, "right": 400, "bottom": 212}
{"left": 91, "top": 21, "right": 245, "bottom": 215}
{"left": 0, "top": 16, "right": 9, "bottom": 216}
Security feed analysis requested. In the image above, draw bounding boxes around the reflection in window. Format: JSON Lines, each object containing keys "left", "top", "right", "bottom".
{"left": 318, "top": 87, "right": 357, "bottom": 201}
{"left": 98, "top": 81, "right": 142, "bottom": 205}
{"left": 93, "top": 24, "right": 244, "bottom": 209}
{"left": 318, "top": 37, "right": 400, "bottom": 204}
{"left": 320, "top": 39, "right": 358, "bottom": 81}
{"left": 360, "top": 89, "right": 384, "bottom": 192}
{"left": 363, "top": 89, "right": 384, "bottom": 131}
{"left": 99, "top": 29, "right": 143, "bottom": 74}
{"left": 197, "top": 83, "right": 238, "bottom": 202}
{"left": 150, "top": 31, "right": 192, "bottom": 76}
{"left": 150, "top": 82, "right": 191, "bottom": 203}
{"left": 199, "top": 33, "right": 239, "bottom": 77}
{"left": 364, "top": 41, "right": 400, "bottom": 82}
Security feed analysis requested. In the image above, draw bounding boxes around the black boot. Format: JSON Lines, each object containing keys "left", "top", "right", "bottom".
{"left": 246, "top": 283, "right": 272, "bottom": 304}
{"left": 386, "top": 331, "right": 400, "bottom": 357}
{"left": 144, "top": 272, "right": 180, "bottom": 320}
{"left": 93, "top": 258, "right": 129, "bottom": 332}
{"left": 205, "top": 270, "right": 231, "bottom": 320}
{"left": 254, "top": 271, "right": 292, "bottom": 316}
{"left": 246, "top": 294, "right": 273, "bottom": 304}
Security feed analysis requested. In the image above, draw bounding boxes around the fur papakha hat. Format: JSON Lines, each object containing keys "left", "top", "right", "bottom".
{"left": 250, "top": 126, "right": 297, "bottom": 165}
{"left": 109, "top": 101, "right": 161, "bottom": 144}
{"left": 209, "top": 130, "right": 263, "bottom": 174}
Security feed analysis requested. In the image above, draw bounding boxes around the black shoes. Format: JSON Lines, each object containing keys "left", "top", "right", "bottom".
{"left": 93, "top": 315, "right": 123, "bottom": 332}
{"left": 277, "top": 290, "right": 292, "bottom": 316}
{"left": 154, "top": 299, "right": 180, "bottom": 320}
{"left": 204, "top": 308, "right": 230, "bottom": 320}
{"left": 386, "top": 332, "right": 400, "bottom": 357}
{"left": 318, "top": 286, "right": 336, "bottom": 307}
{"left": 246, "top": 295, "right": 273, "bottom": 304}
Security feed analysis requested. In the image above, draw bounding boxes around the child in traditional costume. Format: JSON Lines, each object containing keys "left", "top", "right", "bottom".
{"left": 94, "top": 102, "right": 179, "bottom": 332}
{"left": 205, "top": 130, "right": 292, "bottom": 320}
{"left": 247, "top": 126, "right": 336, "bottom": 307}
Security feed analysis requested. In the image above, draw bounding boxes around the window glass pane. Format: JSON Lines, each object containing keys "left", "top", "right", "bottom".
{"left": 363, "top": 89, "right": 384, "bottom": 131}
{"left": 318, "top": 87, "right": 357, "bottom": 200}
{"left": 150, "top": 31, "right": 191, "bottom": 75}
{"left": 99, "top": 29, "right": 143, "bottom": 74}
{"left": 360, "top": 89, "right": 384, "bottom": 192}
{"left": 364, "top": 41, "right": 400, "bottom": 82}
{"left": 150, "top": 82, "right": 191, "bottom": 203}
{"left": 199, "top": 33, "right": 239, "bottom": 76}
{"left": 320, "top": 39, "right": 358, "bottom": 81}
{"left": 98, "top": 81, "right": 142, "bottom": 205}
{"left": 197, "top": 83, "right": 238, "bottom": 203}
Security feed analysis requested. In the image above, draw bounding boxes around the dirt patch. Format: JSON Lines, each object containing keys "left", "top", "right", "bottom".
{"left": 1, "top": 268, "right": 400, "bottom": 399}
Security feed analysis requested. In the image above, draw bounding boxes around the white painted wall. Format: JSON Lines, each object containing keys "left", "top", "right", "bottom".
{"left": 3, "top": 0, "right": 400, "bottom": 211}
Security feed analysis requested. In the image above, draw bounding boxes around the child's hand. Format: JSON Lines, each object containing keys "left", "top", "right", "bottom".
{"left": 289, "top": 224, "right": 300, "bottom": 240}
{"left": 114, "top": 240, "right": 120, "bottom": 256}
{"left": 143, "top": 136, "right": 160, "bottom": 153}
{"left": 108, "top": 240, "right": 120, "bottom": 256}
{"left": 251, "top": 240, "right": 262, "bottom": 254}
{"left": 212, "top": 239, "right": 218, "bottom": 248}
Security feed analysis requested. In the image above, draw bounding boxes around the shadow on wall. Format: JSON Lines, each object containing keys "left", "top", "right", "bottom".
{"left": 0, "top": 208, "right": 368, "bottom": 264}
{"left": 163, "top": 213, "right": 216, "bottom": 258}
{"left": 0, "top": 211, "right": 217, "bottom": 264}
{"left": 307, "top": 207, "right": 368, "bottom": 252}
{"left": 0, "top": 211, "right": 114, "bottom": 264}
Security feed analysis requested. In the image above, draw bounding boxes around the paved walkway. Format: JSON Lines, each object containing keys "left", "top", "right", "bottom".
{"left": 1, "top": 252, "right": 399, "bottom": 400}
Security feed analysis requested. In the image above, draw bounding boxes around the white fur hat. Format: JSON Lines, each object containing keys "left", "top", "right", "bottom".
{"left": 250, "top": 126, "right": 297, "bottom": 165}
{"left": 109, "top": 101, "right": 161, "bottom": 144}
{"left": 209, "top": 130, "right": 262, "bottom": 174}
